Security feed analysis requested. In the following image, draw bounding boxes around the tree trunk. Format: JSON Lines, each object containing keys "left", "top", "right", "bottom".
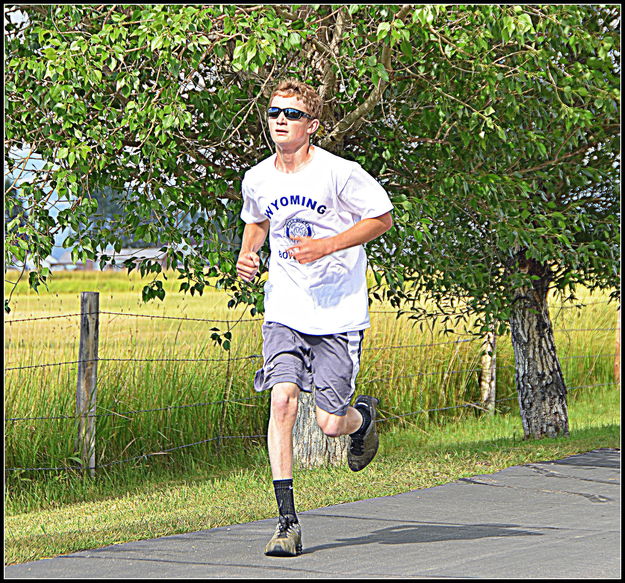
{"left": 480, "top": 327, "right": 496, "bottom": 414}
{"left": 509, "top": 270, "right": 569, "bottom": 439}
{"left": 293, "top": 390, "right": 348, "bottom": 469}
{"left": 614, "top": 307, "right": 620, "bottom": 385}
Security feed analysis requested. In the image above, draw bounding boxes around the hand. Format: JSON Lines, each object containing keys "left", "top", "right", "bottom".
{"left": 286, "top": 236, "right": 333, "bottom": 264}
{"left": 236, "top": 251, "right": 260, "bottom": 281}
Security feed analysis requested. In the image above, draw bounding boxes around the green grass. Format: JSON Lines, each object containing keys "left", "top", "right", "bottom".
{"left": 4, "top": 384, "right": 619, "bottom": 566}
{"left": 4, "top": 271, "right": 621, "bottom": 565}
{"left": 5, "top": 273, "right": 618, "bottom": 475}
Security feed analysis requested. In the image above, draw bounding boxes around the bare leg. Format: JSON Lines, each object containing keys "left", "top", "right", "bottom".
{"left": 267, "top": 382, "right": 300, "bottom": 480}
{"left": 315, "top": 405, "right": 363, "bottom": 438}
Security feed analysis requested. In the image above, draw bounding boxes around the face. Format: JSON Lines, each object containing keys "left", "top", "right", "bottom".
{"left": 268, "top": 93, "right": 318, "bottom": 148}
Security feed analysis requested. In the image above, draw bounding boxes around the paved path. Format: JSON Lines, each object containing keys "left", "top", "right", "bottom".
{"left": 5, "top": 448, "right": 620, "bottom": 579}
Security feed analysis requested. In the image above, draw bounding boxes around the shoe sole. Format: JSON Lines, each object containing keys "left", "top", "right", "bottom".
{"left": 264, "top": 543, "right": 302, "bottom": 557}
{"left": 348, "top": 396, "right": 379, "bottom": 472}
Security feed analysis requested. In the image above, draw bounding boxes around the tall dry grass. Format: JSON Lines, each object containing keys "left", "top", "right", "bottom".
{"left": 4, "top": 270, "right": 619, "bottom": 477}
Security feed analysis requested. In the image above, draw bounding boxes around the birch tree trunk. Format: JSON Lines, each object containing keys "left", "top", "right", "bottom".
{"left": 614, "top": 308, "right": 620, "bottom": 385}
{"left": 509, "top": 273, "right": 569, "bottom": 439}
{"left": 480, "top": 327, "right": 496, "bottom": 414}
{"left": 293, "top": 390, "right": 348, "bottom": 469}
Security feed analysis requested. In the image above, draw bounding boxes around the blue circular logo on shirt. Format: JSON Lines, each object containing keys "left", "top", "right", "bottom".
{"left": 285, "top": 218, "right": 314, "bottom": 241}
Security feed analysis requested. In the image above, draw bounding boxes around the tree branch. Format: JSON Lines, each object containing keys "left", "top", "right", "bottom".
{"left": 318, "top": 7, "right": 346, "bottom": 104}
{"left": 514, "top": 140, "right": 606, "bottom": 175}
{"left": 319, "top": 4, "right": 412, "bottom": 149}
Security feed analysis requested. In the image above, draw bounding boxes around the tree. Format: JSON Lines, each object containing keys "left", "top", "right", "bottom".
{"left": 4, "top": 173, "right": 28, "bottom": 271}
{"left": 368, "top": 5, "right": 620, "bottom": 438}
{"left": 5, "top": 5, "right": 620, "bottom": 440}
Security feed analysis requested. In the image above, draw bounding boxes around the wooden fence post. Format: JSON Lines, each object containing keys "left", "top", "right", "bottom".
{"left": 76, "top": 292, "right": 99, "bottom": 477}
{"left": 480, "top": 327, "right": 496, "bottom": 414}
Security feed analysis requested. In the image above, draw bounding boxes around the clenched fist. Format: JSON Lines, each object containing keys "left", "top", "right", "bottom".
{"left": 286, "top": 236, "right": 333, "bottom": 264}
{"left": 237, "top": 251, "right": 260, "bottom": 282}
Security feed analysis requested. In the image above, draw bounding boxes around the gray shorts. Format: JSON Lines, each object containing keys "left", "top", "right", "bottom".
{"left": 254, "top": 321, "right": 364, "bottom": 416}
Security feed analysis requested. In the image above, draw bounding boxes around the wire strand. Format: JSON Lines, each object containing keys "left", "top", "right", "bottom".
{"left": 5, "top": 382, "right": 617, "bottom": 472}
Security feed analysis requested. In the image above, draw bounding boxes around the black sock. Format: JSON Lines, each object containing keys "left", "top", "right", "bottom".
{"left": 273, "top": 479, "right": 297, "bottom": 523}
{"left": 351, "top": 405, "right": 371, "bottom": 436}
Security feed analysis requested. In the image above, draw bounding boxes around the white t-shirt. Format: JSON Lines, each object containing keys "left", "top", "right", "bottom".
{"left": 240, "top": 146, "right": 393, "bottom": 335}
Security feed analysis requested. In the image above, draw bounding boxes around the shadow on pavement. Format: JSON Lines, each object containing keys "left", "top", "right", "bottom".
{"left": 304, "top": 520, "right": 542, "bottom": 554}
{"left": 551, "top": 448, "right": 620, "bottom": 469}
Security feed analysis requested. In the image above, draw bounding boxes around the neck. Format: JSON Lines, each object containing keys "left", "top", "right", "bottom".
{"left": 275, "top": 142, "right": 314, "bottom": 174}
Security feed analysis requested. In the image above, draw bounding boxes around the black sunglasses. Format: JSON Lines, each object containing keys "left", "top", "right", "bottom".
{"left": 267, "top": 106, "right": 313, "bottom": 120}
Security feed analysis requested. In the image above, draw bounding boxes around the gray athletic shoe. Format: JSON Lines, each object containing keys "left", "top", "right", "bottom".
{"left": 264, "top": 515, "right": 302, "bottom": 557}
{"left": 348, "top": 395, "right": 380, "bottom": 472}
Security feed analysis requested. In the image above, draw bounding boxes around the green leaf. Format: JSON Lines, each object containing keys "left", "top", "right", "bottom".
{"left": 377, "top": 21, "right": 391, "bottom": 40}
{"left": 516, "top": 13, "right": 534, "bottom": 34}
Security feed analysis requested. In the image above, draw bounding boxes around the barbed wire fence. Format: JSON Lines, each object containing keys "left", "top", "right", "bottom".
{"left": 4, "top": 292, "right": 620, "bottom": 475}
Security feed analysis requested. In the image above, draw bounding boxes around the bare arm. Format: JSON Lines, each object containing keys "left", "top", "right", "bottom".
{"left": 286, "top": 212, "right": 393, "bottom": 264}
{"left": 236, "top": 220, "right": 270, "bottom": 281}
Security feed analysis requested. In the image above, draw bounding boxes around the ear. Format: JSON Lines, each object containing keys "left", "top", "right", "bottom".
{"left": 307, "top": 119, "right": 320, "bottom": 134}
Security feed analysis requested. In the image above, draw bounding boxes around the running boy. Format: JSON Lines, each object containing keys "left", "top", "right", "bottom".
{"left": 236, "top": 79, "right": 393, "bottom": 557}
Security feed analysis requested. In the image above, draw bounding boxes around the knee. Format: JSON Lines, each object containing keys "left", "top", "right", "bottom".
{"left": 317, "top": 414, "right": 345, "bottom": 438}
{"left": 270, "top": 384, "right": 299, "bottom": 422}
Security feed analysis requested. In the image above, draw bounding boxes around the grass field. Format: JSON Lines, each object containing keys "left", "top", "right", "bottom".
{"left": 4, "top": 390, "right": 619, "bottom": 565}
{"left": 4, "top": 270, "right": 621, "bottom": 564}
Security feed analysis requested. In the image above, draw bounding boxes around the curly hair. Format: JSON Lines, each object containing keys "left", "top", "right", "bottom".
{"left": 269, "top": 79, "right": 323, "bottom": 120}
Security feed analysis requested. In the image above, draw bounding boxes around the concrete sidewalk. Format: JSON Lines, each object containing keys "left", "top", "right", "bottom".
{"left": 5, "top": 448, "right": 620, "bottom": 579}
